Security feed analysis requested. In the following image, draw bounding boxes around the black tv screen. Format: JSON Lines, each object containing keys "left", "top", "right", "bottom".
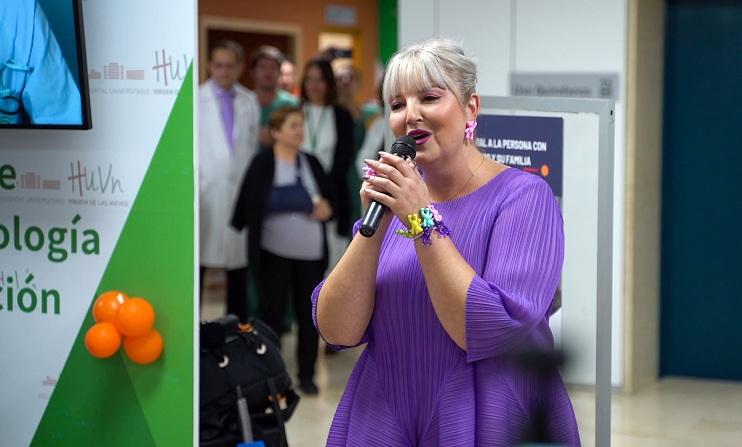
{"left": 0, "top": 0, "right": 91, "bottom": 129}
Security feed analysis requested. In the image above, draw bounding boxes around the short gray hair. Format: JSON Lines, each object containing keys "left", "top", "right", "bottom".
{"left": 383, "top": 37, "right": 477, "bottom": 105}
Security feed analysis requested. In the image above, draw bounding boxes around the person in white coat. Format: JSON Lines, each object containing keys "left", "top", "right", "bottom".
{"left": 199, "top": 40, "right": 260, "bottom": 321}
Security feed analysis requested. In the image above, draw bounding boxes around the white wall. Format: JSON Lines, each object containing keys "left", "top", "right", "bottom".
{"left": 399, "top": 0, "right": 627, "bottom": 386}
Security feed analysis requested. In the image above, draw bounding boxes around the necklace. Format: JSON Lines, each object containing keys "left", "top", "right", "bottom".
{"left": 450, "top": 153, "right": 486, "bottom": 200}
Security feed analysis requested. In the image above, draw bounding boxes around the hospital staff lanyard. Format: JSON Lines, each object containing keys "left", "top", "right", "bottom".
{"left": 306, "top": 105, "right": 328, "bottom": 154}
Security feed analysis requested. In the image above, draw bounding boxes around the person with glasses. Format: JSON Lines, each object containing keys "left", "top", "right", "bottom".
{"left": 199, "top": 40, "right": 260, "bottom": 322}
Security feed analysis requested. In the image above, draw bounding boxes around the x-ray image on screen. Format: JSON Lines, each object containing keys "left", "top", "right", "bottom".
{"left": 0, "top": 0, "right": 90, "bottom": 129}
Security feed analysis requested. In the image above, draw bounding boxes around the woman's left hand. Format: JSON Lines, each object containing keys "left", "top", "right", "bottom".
{"left": 362, "top": 152, "right": 431, "bottom": 225}
{"left": 310, "top": 197, "right": 333, "bottom": 222}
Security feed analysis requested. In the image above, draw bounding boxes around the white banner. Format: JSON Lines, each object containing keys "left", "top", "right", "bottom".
{"left": 0, "top": 1, "right": 195, "bottom": 445}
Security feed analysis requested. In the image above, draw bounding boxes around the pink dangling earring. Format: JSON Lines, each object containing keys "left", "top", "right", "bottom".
{"left": 464, "top": 120, "right": 478, "bottom": 143}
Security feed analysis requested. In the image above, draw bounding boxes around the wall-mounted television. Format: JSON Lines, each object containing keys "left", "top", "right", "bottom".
{"left": 0, "top": 0, "right": 91, "bottom": 130}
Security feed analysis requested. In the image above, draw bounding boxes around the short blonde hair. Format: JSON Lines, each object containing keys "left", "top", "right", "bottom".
{"left": 383, "top": 37, "right": 477, "bottom": 105}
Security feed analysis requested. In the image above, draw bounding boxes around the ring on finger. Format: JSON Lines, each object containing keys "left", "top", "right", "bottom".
{"left": 362, "top": 166, "right": 377, "bottom": 177}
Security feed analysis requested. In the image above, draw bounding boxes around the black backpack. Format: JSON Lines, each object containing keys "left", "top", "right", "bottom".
{"left": 200, "top": 315, "right": 300, "bottom": 447}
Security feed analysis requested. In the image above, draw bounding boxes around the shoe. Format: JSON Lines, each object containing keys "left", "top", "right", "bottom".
{"left": 299, "top": 378, "right": 319, "bottom": 395}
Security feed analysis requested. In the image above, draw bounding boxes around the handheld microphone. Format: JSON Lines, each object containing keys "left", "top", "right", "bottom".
{"left": 359, "top": 135, "right": 417, "bottom": 237}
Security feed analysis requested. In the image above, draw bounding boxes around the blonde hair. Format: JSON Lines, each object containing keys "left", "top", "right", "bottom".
{"left": 383, "top": 37, "right": 477, "bottom": 105}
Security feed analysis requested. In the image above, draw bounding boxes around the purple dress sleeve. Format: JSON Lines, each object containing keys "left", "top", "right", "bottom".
{"left": 311, "top": 219, "right": 370, "bottom": 350}
{"left": 465, "top": 177, "right": 564, "bottom": 363}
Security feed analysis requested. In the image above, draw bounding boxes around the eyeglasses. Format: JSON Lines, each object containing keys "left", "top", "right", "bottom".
{"left": 210, "top": 61, "right": 239, "bottom": 70}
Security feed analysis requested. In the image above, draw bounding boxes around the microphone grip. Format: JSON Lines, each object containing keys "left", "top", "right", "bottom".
{"left": 359, "top": 200, "right": 387, "bottom": 237}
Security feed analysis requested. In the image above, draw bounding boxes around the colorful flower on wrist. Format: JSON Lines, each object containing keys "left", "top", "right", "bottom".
{"left": 395, "top": 204, "right": 451, "bottom": 245}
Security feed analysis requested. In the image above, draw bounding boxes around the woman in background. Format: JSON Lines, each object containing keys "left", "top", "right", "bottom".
{"left": 232, "top": 106, "right": 334, "bottom": 395}
{"left": 300, "top": 58, "right": 354, "bottom": 269}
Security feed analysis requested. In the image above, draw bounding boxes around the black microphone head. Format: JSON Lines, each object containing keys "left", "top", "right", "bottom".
{"left": 390, "top": 135, "right": 417, "bottom": 160}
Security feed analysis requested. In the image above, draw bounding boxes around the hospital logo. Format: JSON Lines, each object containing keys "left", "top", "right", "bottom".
{"left": 67, "top": 160, "right": 124, "bottom": 198}
{"left": 87, "top": 49, "right": 191, "bottom": 96}
{"left": 152, "top": 49, "right": 189, "bottom": 87}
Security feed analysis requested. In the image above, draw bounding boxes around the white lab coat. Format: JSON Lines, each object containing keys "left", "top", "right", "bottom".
{"left": 199, "top": 80, "right": 259, "bottom": 269}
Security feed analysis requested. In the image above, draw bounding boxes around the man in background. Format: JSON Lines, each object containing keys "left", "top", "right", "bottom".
{"left": 199, "top": 40, "right": 260, "bottom": 321}
{"left": 250, "top": 46, "right": 298, "bottom": 148}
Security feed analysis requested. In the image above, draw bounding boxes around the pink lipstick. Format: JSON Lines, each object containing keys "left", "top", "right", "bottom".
{"left": 407, "top": 129, "right": 432, "bottom": 146}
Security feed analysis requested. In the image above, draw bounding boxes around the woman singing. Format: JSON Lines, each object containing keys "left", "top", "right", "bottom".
{"left": 312, "top": 38, "right": 580, "bottom": 445}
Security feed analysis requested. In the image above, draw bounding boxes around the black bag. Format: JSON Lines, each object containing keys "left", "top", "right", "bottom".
{"left": 200, "top": 315, "right": 300, "bottom": 447}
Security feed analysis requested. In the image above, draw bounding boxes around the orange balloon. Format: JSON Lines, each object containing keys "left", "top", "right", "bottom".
{"left": 85, "top": 322, "right": 122, "bottom": 358}
{"left": 93, "top": 290, "right": 128, "bottom": 323}
{"left": 123, "top": 329, "right": 163, "bottom": 365}
{"left": 115, "top": 297, "right": 156, "bottom": 337}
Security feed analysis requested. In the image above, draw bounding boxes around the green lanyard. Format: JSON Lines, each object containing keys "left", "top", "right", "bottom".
{"left": 305, "top": 105, "right": 328, "bottom": 154}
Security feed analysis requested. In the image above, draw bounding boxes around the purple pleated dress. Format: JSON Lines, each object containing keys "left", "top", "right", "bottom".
{"left": 311, "top": 168, "right": 580, "bottom": 446}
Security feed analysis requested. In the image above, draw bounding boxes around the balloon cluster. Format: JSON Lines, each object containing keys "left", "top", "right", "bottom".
{"left": 84, "top": 291, "right": 163, "bottom": 365}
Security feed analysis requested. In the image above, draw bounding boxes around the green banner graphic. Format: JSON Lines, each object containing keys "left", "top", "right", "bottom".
{"left": 31, "top": 67, "right": 195, "bottom": 447}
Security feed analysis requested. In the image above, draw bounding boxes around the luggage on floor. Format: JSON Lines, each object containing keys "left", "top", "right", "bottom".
{"left": 200, "top": 315, "right": 299, "bottom": 447}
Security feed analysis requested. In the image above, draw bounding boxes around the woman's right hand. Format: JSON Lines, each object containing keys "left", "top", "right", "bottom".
{"left": 359, "top": 170, "right": 396, "bottom": 235}
{"left": 359, "top": 177, "right": 375, "bottom": 211}
{"left": 359, "top": 158, "right": 396, "bottom": 210}
{"left": 361, "top": 154, "right": 430, "bottom": 227}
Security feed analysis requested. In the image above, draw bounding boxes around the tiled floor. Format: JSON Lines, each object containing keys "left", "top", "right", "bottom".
{"left": 201, "top": 272, "right": 742, "bottom": 446}
{"left": 570, "top": 379, "right": 742, "bottom": 447}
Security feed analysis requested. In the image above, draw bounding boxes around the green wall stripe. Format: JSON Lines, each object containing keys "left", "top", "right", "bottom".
{"left": 379, "top": 0, "right": 399, "bottom": 65}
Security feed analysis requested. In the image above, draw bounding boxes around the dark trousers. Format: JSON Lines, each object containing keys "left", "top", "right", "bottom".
{"left": 200, "top": 266, "right": 249, "bottom": 322}
{"left": 255, "top": 250, "right": 324, "bottom": 381}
